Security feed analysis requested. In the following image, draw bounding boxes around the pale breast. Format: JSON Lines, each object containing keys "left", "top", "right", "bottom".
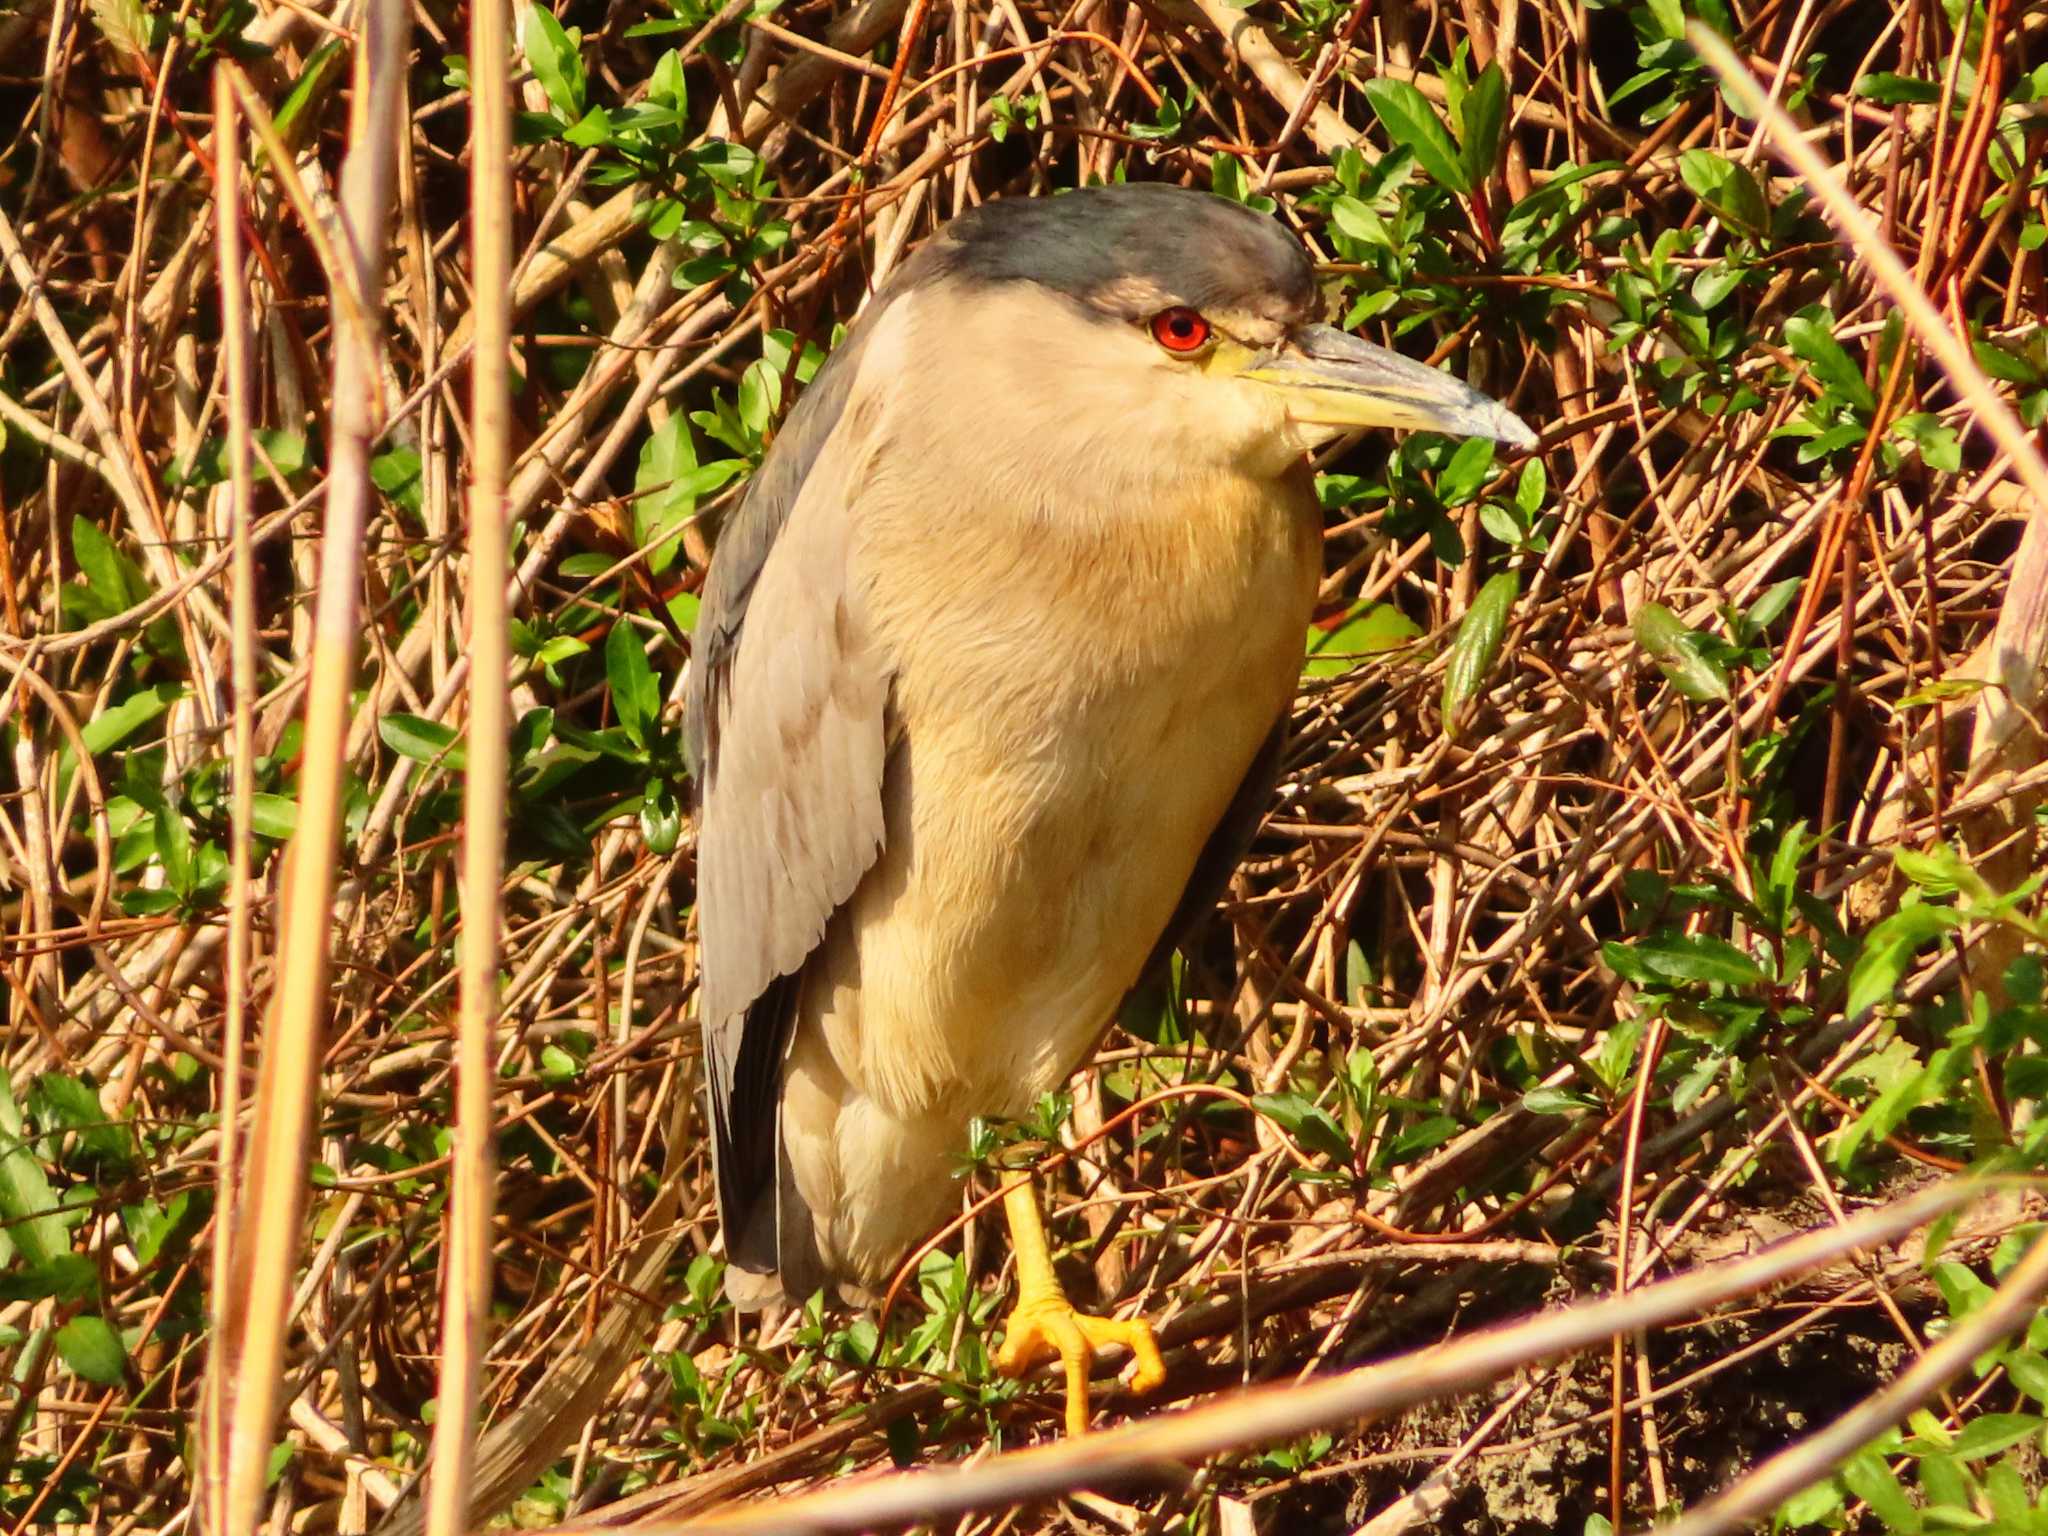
{"left": 811, "top": 466, "right": 1321, "bottom": 1119}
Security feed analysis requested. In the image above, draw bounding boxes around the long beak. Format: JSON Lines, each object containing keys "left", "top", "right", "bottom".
{"left": 1242, "top": 324, "right": 1537, "bottom": 448}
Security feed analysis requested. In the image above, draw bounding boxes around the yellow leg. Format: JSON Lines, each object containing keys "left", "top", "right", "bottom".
{"left": 992, "top": 1177, "right": 1166, "bottom": 1435}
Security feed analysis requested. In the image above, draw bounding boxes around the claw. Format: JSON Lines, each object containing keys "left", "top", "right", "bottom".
{"left": 996, "top": 1176, "right": 1166, "bottom": 1434}
{"left": 997, "top": 1291, "right": 1166, "bottom": 1435}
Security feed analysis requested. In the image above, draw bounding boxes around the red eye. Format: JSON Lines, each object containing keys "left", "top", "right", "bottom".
{"left": 1150, "top": 307, "right": 1211, "bottom": 353}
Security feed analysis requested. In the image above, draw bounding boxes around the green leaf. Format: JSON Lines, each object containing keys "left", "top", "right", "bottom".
{"left": 1841, "top": 1451, "right": 1919, "bottom": 1532}
{"left": 32, "top": 1072, "right": 131, "bottom": 1171}
{"left": 1503, "top": 159, "right": 1622, "bottom": 221}
{"left": 2004, "top": 1349, "right": 2048, "bottom": 1404}
{"left": 1362, "top": 78, "right": 1469, "bottom": 194}
{"left": 1774, "top": 1478, "right": 1843, "bottom": 1529}
{"left": 55, "top": 1315, "right": 127, "bottom": 1386}
{"left": 1251, "top": 1092, "right": 1354, "bottom": 1164}
{"left": 249, "top": 793, "right": 299, "bottom": 841}
{"left": 1691, "top": 264, "right": 1744, "bottom": 310}
{"left": 1437, "top": 437, "right": 1497, "bottom": 506}
{"left": 1633, "top": 603, "right": 1731, "bottom": 703}
{"left": 1303, "top": 603, "right": 1422, "bottom": 678}
{"left": 1677, "top": 149, "right": 1767, "bottom": 232}
{"left": 1973, "top": 339, "right": 2042, "bottom": 386}
{"left": 273, "top": 37, "right": 346, "bottom": 146}
{"left": 155, "top": 811, "right": 193, "bottom": 896}
{"left": 120, "top": 1191, "right": 191, "bottom": 1268}
{"left": 1604, "top": 931, "right": 1767, "bottom": 988}
{"left": 370, "top": 446, "right": 423, "bottom": 517}
{"left": 1893, "top": 842, "right": 1992, "bottom": 902}
{"left": 1746, "top": 577, "right": 1801, "bottom": 633}
{"left": 1846, "top": 904, "right": 1960, "bottom": 1018}
{"left": 563, "top": 105, "right": 612, "bottom": 147}
{"left": 1854, "top": 71, "right": 1941, "bottom": 104}
{"left": 633, "top": 415, "right": 743, "bottom": 576}
{"left": 380, "top": 713, "right": 465, "bottom": 770}
{"left": 1441, "top": 571, "right": 1518, "bottom": 731}
{"left": 80, "top": 684, "right": 181, "bottom": 757}
{"left": 1457, "top": 63, "right": 1506, "bottom": 190}
{"left": 606, "top": 623, "right": 660, "bottom": 750}
{"left": 72, "top": 517, "right": 135, "bottom": 606}
{"left": 0, "top": 1071, "right": 66, "bottom": 1272}
{"left": 1523, "top": 1085, "right": 1595, "bottom": 1115}
{"left": 522, "top": 6, "right": 585, "bottom": 119}
{"left": 1785, "top": 311, "right": 1877, "bottom": 413}
{"left": 1329, "top": 196, "right": 1390, "bottom": 248}
{"left": 1947, "top": 1412, "right": 2042, "bottom": 1460}
{"left": 1892, "top": 412, "right": 1962, "bottom": 473}
{"left": 169, "top": 429, "right": 309, "bottom": 491}
{"left": 1386, "top": 1114, "right": 1461, "bottom": 1163}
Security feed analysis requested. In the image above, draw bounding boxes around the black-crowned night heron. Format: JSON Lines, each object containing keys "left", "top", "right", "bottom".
{"left": 684, "top": 182, "right": 1533, "bottom": 1435}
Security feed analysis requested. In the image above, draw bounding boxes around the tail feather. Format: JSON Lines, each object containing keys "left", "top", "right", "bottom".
{"left": 720, "top": 1096, "right": 831, "bottom": 1310}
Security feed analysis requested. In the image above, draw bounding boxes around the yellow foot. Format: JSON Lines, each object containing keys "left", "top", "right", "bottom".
{"left": 995, "top": 1289, "right": 1167, "bottom": 1436}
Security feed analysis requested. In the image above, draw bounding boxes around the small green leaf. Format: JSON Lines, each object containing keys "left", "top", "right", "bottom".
{"left": 380, "top": 713, "right": 465, "bottom": 770}
{"left": 1785, "top": 311, "right": 1877, "bottom": 413}
{"left": 55, "top": 1314, "right": 127, "bottom": 1386}
{"left": 1303, "top": 603, "right": 1422, "bottom": 678}
{"left": 274, "top": 37, "right": 346, "bottom": 146}
{"left": 72, "top": 517, "right": 135, "bottom": 606}
{"left": 1746, "top": 577, "right": 1801, "bottom": 633}
{"left": 2005, "top": 1349, "right": 2048, "bottom": 1404}
{"left": 1854, "top": 71, "right": 1941, "bottom": 104}
{"left": 1691, "top": 264, "right": 1744, "bottom": 310}
{"left": 81, "top": 685, "right": 181, "bottom": 757}
{"left": 1251, "top": 1092, "right": 1354, "bottom": 1164}
{"left": 1436, "top": 437, "right": 1497, "bottom": 507}
{"left": 522, "top": 5, "right": 585, "bottom": 120}
{"left": 1441, "top": 571, "right": 1518, "bottom": 731}
{"left": 1678, "top": 149, "right": 1767, "bottom": 232}
{"left": 1522, "top": 1085, "right": 1595, "bottom": 1115}
{"left": 563, "top": 105, "right": 611, "bottom": 148}
{"left": 370, "top": 446, "right": 424, "bottom": 517}
{"left": 0, "top": 1071, "right": 66, "bottom": 1272}
{"left": 1846, "top": 904, "right": 1960, "bottom": 1018}
{"left": 1329, "top": 196, "right": 1389, "bottom": 248}
{"left": 249, "top": 793, "right": 299, "bottom": 841}
{"left": 1774, "top": 1478, "right": 1843, "bottom": 1529}
{"left": 32, "top": 1072, "right": 132, "bottom": 1173}
{"left": 1456, "top": 62, "right": 1506, "bottom": 189}
{"left": 1362, "top": 78, "right": 1469, "bottom": 194}
{"left": 121, "top": 1191, "right": 191, "bottom": 1268}
{"left": 1841, "top": 1450, "right": 1919, "bottom": 1533}
{"left": 1634, "top": 602, "right": 1731, "bottom": 703}
{"left": 1947, "top": 1412, "right": 2043, "bottom": 1460}
{"left": 155, "top": 811, "right": 193, "bottom": 896}
{"left": 606, "top": 623, "right": 660, "bottom": 750}
{"left": 1604, "top": 931, "right": 1767, "bottom": 988}
{"left": 1893, "top": 842, "right": 1991, "bottom": 901}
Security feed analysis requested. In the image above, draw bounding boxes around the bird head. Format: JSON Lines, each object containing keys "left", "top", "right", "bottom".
{"left": 906, "top": 183, "right": 1537, "bottom": 480}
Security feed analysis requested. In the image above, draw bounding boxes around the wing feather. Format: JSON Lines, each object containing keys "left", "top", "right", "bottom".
{"left": 684, "top": 311, "right": 899, "bottom": 1285}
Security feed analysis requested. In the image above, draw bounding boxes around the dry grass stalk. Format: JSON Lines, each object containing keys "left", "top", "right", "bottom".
{"left": 206, "top": 4, "right": 410, "bottom": 1531}
{"left": 199, "top": 62, "right": 257, "bottom": 1536}
{"left": 422, "top": 0, "right": 515, "bottom": 1524}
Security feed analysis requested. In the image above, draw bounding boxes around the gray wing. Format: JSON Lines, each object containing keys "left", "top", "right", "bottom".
{"left": 684, "top": 311, "right": 897, "bottom": 1289}
{"left": 1123, "top": 719, "right": 1288, "bottom": 1013}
